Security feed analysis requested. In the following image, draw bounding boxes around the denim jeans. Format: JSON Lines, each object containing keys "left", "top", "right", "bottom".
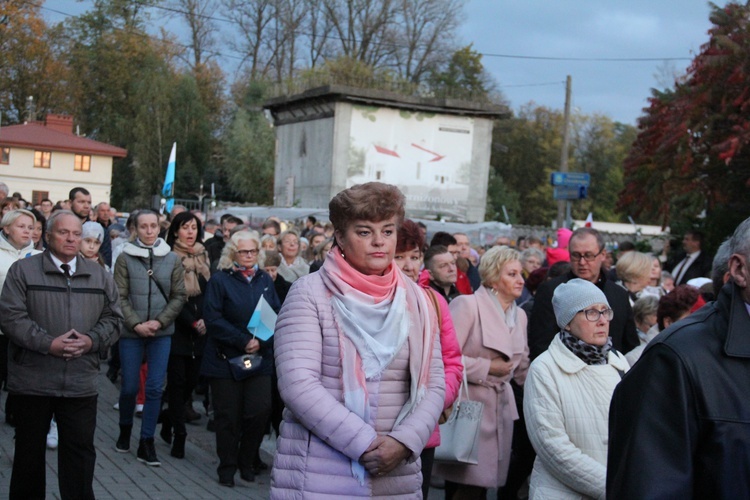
{"left": 119, "top": 336, "right": 171, "bottom": 439}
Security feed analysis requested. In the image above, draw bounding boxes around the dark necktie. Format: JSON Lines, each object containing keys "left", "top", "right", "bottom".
{"left": 61, "top": 264, "right": 72, "bottom": 284}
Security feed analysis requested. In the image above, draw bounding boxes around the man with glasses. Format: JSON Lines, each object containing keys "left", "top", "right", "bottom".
{"left": 608, "top": 216, "right": 750, "bottom": 498}
{"left": 528, "top": 227, "right": 638, "bottom": 359}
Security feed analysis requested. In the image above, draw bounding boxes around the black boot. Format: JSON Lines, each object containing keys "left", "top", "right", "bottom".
{"left": 115, "top": 424, "right": 132, "bottom": 453}
{"left": 160, "top": 412, "right": 172, "bottom": 444}
{"left": 137, "top": 438, "right": 161, "bottom": 466}
{"left": 171, "top": 432, "right": 186, "bottom": 459}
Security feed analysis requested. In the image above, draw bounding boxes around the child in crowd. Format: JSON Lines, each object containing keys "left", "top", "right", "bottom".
{"left": 80, "top": 221, "right": 108, "bottom": 269}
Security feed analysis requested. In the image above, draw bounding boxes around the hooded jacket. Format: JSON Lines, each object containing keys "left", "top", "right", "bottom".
{"left": 113, "top": 238, "right": 186, "bottom": 338}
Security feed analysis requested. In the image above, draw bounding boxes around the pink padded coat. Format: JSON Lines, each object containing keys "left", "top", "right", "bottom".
{"left": 270, "top": 271, "right": 446, "bottom": 499}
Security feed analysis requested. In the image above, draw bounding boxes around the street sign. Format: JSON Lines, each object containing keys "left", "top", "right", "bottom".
{"left": 550, "top": 172, "right": 591, "bottom": 187}
{"left": 554, "top": 185, "right": 587, "bottom": 200}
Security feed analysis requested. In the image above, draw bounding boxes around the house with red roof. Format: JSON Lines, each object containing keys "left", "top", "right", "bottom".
{"left": 0, "top": 114, "right": 127, "bottom": 205}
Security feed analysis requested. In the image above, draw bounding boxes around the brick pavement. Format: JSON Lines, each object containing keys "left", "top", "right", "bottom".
{"left": 0, "top": 368, "right": 272, "bottom": 500}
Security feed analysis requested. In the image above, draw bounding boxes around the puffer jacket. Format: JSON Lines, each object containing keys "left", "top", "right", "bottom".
{"left": 0, "top": 232, "right": 40, "bottom": 335}
{"left": 0, "top": 252, "right": 123, "bottom": 397}
{"left": 114, "top": 239, "right": 186, "bottom": 338}
{"left": 524, "top": 334, "right": 629, "bottom": 500}
{"left": 270, "top": 271, "right": 445, "bottom": 499}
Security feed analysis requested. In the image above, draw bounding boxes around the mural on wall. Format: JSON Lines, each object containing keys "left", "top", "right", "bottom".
{"left": 348, "top": 105, "right": 475, "bottom": 219}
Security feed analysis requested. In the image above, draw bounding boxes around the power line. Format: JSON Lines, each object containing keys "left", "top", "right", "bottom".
{"left": 39, "top": 1, "right": 695, "bottom": 65}
{"left": 500, "top": 81, "right": 565, "bottom": 88}
{"left": 482, "top": 52, "right": 692, "bottom": 62}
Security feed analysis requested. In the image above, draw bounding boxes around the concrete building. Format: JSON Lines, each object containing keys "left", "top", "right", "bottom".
{"left": 0, "top": 114, "right": 127, "bottom": 205}
{"left": 264, "top": 85, "right": 507, "bottom": 223}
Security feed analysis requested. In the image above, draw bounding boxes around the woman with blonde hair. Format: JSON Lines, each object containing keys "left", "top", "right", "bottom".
{"left": 435, "top": 245, "right": 530, "bottom": 499}
{"left": 201, "top": 230, "right": 281, "bottom": 487}
{"left": 615, "top": 251, "right": 654, "bottom": 304}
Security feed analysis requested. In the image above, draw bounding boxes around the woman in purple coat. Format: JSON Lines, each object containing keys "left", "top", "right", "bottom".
{"left": 271, "top": 182, "right": 445, "bottom": 499}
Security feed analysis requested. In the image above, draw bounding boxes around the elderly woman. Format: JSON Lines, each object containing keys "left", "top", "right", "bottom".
{"left": 201, "top": 230, "right": 281, "bottom": 487}
{"left": 0, "top": 209, "right": 40, "bottom": 425}
{"left": 518, "top": 247, "right": 545, "bottom": 306}
{"left": 276, "top": 229, "right": 309, "bottom": 282}
{"left": 625, "top": 284, "right": 700, "bottom": 366}
{"left": 523, "top": 278, "right": 629, "bottom": 499}
{"left": 114, "top": 210, "right": 187, "bottom": 466}
{"left": 271, "top": 183, "right": 445, "bottom": 498}
{"left": 614, "top": 251, "right": 654, "bottom": 304}
{"left": 394, "top": 219, "right": 463, "bottom": 498}
{"left": 434, "top": 245, "right": 529, "bottom": 499}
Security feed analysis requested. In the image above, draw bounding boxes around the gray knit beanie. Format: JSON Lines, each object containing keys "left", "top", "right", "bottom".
{"left": 552, "top": 278, "right": 610, "bottom": 329}
{"left": 82, "top": 221, "right": 104, "bottom": 243}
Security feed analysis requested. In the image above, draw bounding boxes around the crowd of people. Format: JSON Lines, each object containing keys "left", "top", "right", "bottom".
{"left": 0, "top": 179, "right": 748, "bottom": 499}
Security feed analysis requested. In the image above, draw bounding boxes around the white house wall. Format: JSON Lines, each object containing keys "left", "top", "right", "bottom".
{"left": 2, "top": 147, "right": 113, "bottom": 203}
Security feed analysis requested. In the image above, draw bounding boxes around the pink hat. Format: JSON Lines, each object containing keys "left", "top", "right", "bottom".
{"left": 557, "top": 228, "right": 573, "bottom": 248}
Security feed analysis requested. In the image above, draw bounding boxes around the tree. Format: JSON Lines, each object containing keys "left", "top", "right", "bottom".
{"left": 429, "top": 44, "right": 497, "bottom": 100}
{"left": 221, "top": 82, "right": 275, "bottom": 204}
{"left": 0, "top": 1, "right": 69, "bottom": 122}
{"left": 619, "top": 2, "right": 750, "bottom": 249}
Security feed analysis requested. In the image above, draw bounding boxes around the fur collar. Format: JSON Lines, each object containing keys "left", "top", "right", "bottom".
{"left": 122, "top": 238, "right": 171, "bottom": 258}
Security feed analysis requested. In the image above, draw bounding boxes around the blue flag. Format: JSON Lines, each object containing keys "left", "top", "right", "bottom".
{"left": 162, "top": 143, "right": 176, "bottom": 213}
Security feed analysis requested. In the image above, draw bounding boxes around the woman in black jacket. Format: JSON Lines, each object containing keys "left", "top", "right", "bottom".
{"left": 160, "top": 212, "right": 211, "bottom": 458}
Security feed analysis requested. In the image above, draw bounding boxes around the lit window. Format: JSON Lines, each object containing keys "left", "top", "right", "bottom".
{"left": 74, "top": 154, "right": 91, "bottom": 172}
{"left": 0, "top": 147, "right": 9, "bottom": 164}
{"left": 34, "top": 150, "right": 51, "bottom": 168}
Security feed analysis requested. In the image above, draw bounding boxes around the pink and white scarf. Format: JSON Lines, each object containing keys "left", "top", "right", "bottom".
{"left": 319, "top": 248, "right": 437, "bottom": 483}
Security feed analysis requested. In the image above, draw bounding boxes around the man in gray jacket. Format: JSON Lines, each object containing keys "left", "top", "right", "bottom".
{"left": 0, "top": 211, "right": 122, "bottom": 500}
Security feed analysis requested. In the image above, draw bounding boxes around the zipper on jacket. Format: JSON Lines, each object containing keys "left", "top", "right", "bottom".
{"left": 147, "top": 251, "right": 153, "bottom": 320}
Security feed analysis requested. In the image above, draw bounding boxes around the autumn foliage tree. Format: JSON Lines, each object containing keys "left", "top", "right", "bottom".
{"left": 619, "top": 2, "right": 750, "bottom": 247}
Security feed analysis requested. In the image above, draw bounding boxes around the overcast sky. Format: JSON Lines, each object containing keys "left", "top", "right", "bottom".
{"left": 45, "top": 0, "right": 729, "bottom": 125}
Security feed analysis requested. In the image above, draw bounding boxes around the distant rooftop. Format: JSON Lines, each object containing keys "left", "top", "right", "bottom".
{"left": 265, "top": 83, "right": 510, "bottom": 119}
{"left": 0, "top": 114, "right": 127, "bottom": 158}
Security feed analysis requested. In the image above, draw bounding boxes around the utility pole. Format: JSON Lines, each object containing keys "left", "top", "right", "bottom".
{"left": 556, "top": 75, "right": 572, "bottom": 229}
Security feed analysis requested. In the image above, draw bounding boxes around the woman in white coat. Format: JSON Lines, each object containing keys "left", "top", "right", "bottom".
{"left": 523, "top": 279, "right": 629, "bottom": 499}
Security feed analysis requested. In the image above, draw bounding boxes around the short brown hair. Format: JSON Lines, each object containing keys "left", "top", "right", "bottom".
{"left": 329, "top": 182, "right": 405, "bottom": 235}
{"left": 396, "top": 219, "right": 424, "bottom": 254}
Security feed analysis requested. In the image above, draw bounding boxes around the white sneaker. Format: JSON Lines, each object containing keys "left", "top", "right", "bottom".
{"left": 135, "top": 404, "right": 144, "bottom": 417}
{"left": 113, "top": 402, "right": 120, "bottom": 410}
{"left": 46, "top": 419, "right": 58, "bottom": 450}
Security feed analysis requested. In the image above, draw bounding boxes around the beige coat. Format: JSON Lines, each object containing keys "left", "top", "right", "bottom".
{"left": 434, "top": 286, "right": 530, "bottom": 489}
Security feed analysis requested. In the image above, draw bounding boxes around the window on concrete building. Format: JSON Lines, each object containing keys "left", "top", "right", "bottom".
{"left": 1, "top": 147, "right": 9, "bottom": 164}
{"left": 34, "top": 150, "right": 51, "bottom": 168}
{"left": 31, "top": 191, "right": 49, "bottom": 206}
{"left": 74, "top": 154, "right": 91, "bottom": 172}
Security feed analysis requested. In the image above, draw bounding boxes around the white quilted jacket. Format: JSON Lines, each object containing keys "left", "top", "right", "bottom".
{"left": 523, "top": 335, "right": 629, "bottom": 500}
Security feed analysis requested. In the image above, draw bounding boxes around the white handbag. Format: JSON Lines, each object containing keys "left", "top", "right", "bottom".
{"left": 434, "top": 367, "right": 483, "bottom": 464}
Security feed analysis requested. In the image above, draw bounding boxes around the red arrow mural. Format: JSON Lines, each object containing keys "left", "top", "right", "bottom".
{"left": 411, "top": 143, "right": 445, "bottom": 162}
{"left": 374, "top": 144, "right": 400, "bottom": 158}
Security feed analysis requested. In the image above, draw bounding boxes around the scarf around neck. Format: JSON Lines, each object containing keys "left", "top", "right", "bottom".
{"left": 319, "top": 248, "right": 436, "bottom": 484}
{"left": 172, "top": 240, "right": 211, "bottom": 297}
{"left": 560, "top": 329, "right": 613, "bottom": 365}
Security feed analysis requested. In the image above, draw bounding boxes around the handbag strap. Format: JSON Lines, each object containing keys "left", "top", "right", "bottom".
{"left": 136, "top": 258, "right": 170, "bottom": 303}
{"left": 425, "top": 287, "right": 443, "bottom": 328}
{"left": 455, "top": 357, "right": 470, "bottom": 404}
{"left": 216, "top": 332, "right": 256, "bottom": 360}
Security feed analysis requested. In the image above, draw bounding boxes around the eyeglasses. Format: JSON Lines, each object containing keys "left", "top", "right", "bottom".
{"left": 570, "top": 249, "right": 604, "bottom": 262}
{"left": 236, "top": 249, "right": 259, "bottom": 257}
{"left": 579, "top": 308, "right": 614, "bottom": 322}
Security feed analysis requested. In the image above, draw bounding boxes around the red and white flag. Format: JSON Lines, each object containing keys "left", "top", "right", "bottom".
{"left": 585, "top": 212, "right": 593, "bottom": 227}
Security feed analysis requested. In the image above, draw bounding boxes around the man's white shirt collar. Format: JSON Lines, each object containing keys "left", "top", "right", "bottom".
{"left": 49, "top": 253, "right": 77, "bottom": 275}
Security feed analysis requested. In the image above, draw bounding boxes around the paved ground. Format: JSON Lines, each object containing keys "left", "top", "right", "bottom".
{"left": 0, "top": 367, "right": 476, "bottom": 499}
{"left": 0, "top": 368, "right": 273, "bottom": 499}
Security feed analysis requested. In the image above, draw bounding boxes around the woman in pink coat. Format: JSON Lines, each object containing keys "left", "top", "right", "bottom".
{"left": 271, "top": 183, "right": 445, "bottom": 499}
{"left": 394, "top": 219, "right": 463, "bottom": 498}
{"left": 434, "top": 246, "right": 530, "bottom": 499}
